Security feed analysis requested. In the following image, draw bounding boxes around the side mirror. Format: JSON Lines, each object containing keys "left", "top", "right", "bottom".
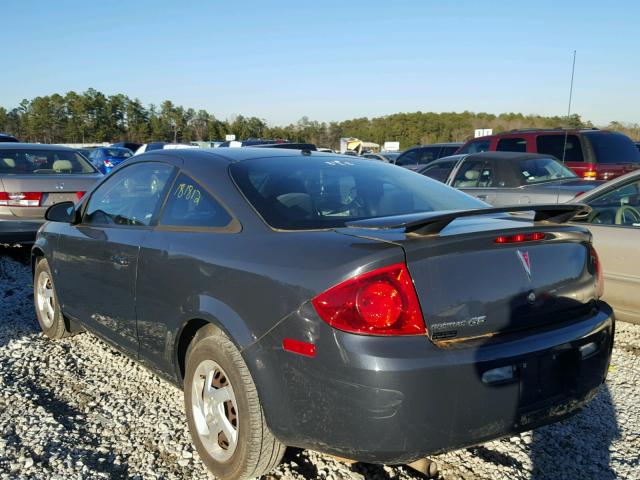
{"left": 45, "top": 201, "right": 77, "bottom": 223}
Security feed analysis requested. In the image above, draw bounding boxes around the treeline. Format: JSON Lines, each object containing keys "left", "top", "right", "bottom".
{"left": 1, "top": 88, "right": 638, "bottom": 149}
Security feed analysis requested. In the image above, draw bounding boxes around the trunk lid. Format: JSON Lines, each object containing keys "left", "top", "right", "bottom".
{"left": 0, "top": 173, "right": 102, "bottom": 218}
{"left": 341, "top": 209, "right": 598, "bottom": 341}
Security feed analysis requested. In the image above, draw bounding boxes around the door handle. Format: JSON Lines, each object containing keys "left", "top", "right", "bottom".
{"left": 111, "top": 255, "right": 129, "bottom": 267}
{"left": 477, "top": 194, "right": 488, "bottom": 200}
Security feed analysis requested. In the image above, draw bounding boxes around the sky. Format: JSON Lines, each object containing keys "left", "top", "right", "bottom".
{"left": 1, "top": 0, "right": 639, "bottom": 126}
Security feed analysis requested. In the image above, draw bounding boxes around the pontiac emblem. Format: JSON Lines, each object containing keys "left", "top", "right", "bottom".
{"left": 516, "top": 250, "right": 532, "bottom": 281}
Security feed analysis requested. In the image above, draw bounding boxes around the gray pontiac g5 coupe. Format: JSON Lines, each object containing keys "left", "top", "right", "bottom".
{"left": 32, "top": 148, "right": 614, "bottom": 479}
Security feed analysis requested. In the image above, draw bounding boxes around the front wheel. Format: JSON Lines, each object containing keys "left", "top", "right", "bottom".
{"left": 33, "top": 258, "right": 71, "bottom": 339}
{"left": 184, "top": 331, "right": 285, "bottom": 480}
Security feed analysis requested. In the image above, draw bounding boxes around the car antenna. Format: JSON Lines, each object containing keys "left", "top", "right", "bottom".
{"left": 562, "top": 50, "right": 577, "bottom": 163}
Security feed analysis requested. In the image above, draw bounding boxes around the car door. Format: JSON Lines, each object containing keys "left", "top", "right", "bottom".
{"left": 53, "top": 161, "right": 175, "bottom": 355}
{"left": 451, "top": 159, "right": 498, "bottom": 204}
{"left": 575, "top": 177, "right": 640, "bottom": 323}
{"left": 136, "top": 172, "right": 240, "bottom": 376}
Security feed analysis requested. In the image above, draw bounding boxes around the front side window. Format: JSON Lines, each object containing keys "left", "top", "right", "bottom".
{"left": 516, "top": 157, "right": 577, "bottom": 184}
{"left": 84, "top": 163, "right": 173, "bottom": 226}
{"left": 584, "top": 179, "right": 640, "bottom": 226}
{"left": 452, "top": 160, "right": 493, "bottom": 188}
{"left": 230, "top": 156, "right": 485, "bottom": 230}
{"left": 497, "top": 137, "right": 527, "bottom": 152}
{"left": 420, "top": 159, "right": 459, "bottom": 183}
{"left": 160, "top": 173, "right": 232, "bottom": 228}
{"left": 536, "top": 134, "right": 584, "bottom": 162}
{"left": 0, "top": 149, "right": 96, "bottom": 174}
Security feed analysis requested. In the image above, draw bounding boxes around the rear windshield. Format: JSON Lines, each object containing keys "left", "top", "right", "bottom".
{"left": 583, "top": 131, "right": 640, "bottom": 164}
{"left": 230, "top": 156, "right": 485, "bottom": 230}
{"left": 99, "top": 148, "right": 132, "bottom": 159}
{"left": 517, "top": 157, "right": 577, "bottom": 184}
{"left": 0, "top": 149, "right": 96, "bottom": 174}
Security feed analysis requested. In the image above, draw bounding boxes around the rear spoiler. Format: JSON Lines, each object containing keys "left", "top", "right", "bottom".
{"left": 345, "top": 204, "right": 591, "bottom": 235}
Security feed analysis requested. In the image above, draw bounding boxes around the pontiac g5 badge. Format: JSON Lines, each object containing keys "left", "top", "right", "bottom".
{"left": 517, "top": 250, "right": 532, "bottom": 281}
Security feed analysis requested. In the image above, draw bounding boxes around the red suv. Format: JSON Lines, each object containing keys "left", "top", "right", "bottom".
{"left": 457, "top": 129, "right": 640, "bottom": 181}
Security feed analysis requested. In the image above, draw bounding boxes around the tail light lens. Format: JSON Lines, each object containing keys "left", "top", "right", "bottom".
{"left": 0, "top": 192, "right": 42, "bottom": 207}
{"left": 495, "top": 232, "right": 546, "bottom": 244}
{"left": 583, "top": 171, "right": 597, "bottom": 180}
{"left": 75, "top": 191, "right": 85, "bottom": 201}
{"left": 590, "top": 245, "right": 604, "bottom": 298}
{"left": 312, "top": 263, "right": 425, "bottom": 335}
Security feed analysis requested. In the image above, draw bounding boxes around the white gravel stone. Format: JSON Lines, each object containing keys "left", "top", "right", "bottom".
{"left": 1, "top": 250, "right": 639, "bottom": 479}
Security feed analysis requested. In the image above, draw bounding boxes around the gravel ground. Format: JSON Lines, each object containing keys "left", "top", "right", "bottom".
{"left": 1, "top": 249, "right": 639, "bottom": 480}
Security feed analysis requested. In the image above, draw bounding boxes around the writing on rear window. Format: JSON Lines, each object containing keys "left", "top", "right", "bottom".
{"left": 174, "top": 183, "right": 202, "bottom": 206}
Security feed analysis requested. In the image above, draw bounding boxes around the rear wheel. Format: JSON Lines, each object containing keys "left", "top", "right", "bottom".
{"left": 184, "top": 330, "right": 285, "bottom": 480}
{"left": 33, "top": 258, "right": 71, "bottom": 339}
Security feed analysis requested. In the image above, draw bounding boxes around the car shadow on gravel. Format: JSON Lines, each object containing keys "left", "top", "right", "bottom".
{"left": 529, "top": 383, "right": 620, "bottom": 479}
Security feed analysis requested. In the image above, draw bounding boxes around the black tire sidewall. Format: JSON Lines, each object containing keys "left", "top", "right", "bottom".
{"left": 184, "top": 335, "right": 256, "bottom": 480}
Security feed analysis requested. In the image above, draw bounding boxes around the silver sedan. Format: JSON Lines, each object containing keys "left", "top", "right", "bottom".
{"left": 419, "top": 152, "right": 601, "bottom": 206}
{"left": 0, "top": 143, "right": 103, "bottom": 243}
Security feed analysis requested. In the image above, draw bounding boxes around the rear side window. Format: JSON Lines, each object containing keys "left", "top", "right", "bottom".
{"left": 536, "top": 134, "right": 584, "bottom": 162}
{"left": 0, "top": 149, "right": 96, "bottom": 174}
{"left": 440, "top": 146, "right": 460, "bottom": 157}
{"left": 160, "top": 173, "right": 232, "bottom": 228}
{"left": 416, "top": 147, "right": 441, "bottom": 165}
{"left": 230, "top": 156, "right": 485, "bottom": 230}
{"left": 497, "top": 137, "right": 527, "bottom": 152}
{"left": 458, "top": 139, "right": 490, "bottom": 154}
{"left": 516, "top": 158, "right": 577, "bottom": 184}
{"left": 452, "top": 160, "right": 493, "bottom": 188}
{"left": 395, "top": 150, "right": 418, "bottom": 166}
{"left": 583, "top": 131, "right": 640, "bottom": 164}
{"left": 84, "top": 163, "right": 174, "bottom": 226}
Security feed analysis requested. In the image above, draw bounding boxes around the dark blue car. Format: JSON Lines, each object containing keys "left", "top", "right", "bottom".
{"left": 88, "top": 147, "right": 133, "bottom": 174}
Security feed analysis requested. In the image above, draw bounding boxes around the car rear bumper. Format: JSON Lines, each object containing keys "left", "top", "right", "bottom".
{"left": 0, "top": 217, "right": 44, "bottom": 244}
{"left": 243, "top": 301, "right": 614, "bottom": 464}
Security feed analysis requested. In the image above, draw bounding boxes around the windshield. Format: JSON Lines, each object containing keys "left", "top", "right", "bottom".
{"left": 230, "top": 156, "right": 485, "bottom": 230}
{"left": 517, "top": 157, "right": 577, "bottom": 184}
{"left": 583, "top": 131, "right": 640, "bottom": 164}
{"left": 0, "top": 149, "right": 96, "bottom": 174}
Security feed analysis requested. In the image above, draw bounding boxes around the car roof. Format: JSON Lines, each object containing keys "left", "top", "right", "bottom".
{"left": 145, "top": 146, "right": 339, "bottom": 165}
{"left": 407, "top": 142, "right": 463, "bottom": 149}
{"left": 463, "top": 151, "right": 555, "bottom": 162}
{"left": 0, "top": 142, "right": 76, "bottom": 152}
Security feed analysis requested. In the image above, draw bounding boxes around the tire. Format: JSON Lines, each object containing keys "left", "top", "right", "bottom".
{"left": 33, "top": 258, "right": 70, "bottom": 339}
{"left": 184, "top": 330, "right": 285, "bottom": 480}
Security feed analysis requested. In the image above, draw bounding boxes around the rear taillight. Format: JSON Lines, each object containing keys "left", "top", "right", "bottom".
{"left": 590, "top": 245, "right": 604, "bottom": 298}
{"left": 75, "top": 191, "right": 85, "bottom": 201}
{"left": 495, "top": 232, "right": 546, "bottom": 244}
{"left": 583, "top": 170, "right": 597, "bottom": 180}
{"left": 312, "top": 263, "right": 425, "bottom": 335}
{"left": 0, "top": 192, "right": 42, "bottom": 207}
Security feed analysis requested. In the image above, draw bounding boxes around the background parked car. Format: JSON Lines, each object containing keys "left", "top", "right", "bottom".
{"left": 572, "top": 169, "right": 640, "bottom": 323}
{"left": 419, "top": 152, "right": 601, "bottom": 206}
{"left": 0, "top": 133, "right": 19, "bottom": 142}
{"left": 395, "top": 143, "right": 462, "bottom": 170}
{"left": 251, "top": 143, "right": 317, "bottom": 151}
{"left": 134, "top": 142, "right": 169, "bottom": 155}
{"left": 0, "top": 143, "right": 102, "bottom": 243}
{"left": 88, "top": 147, "right": 134, "bottom": 174}
{"left": 361, "top": 152, "right": 402, "bottom": 163}
{"left": 457, "top": 129, "right": 640, "bottom": 181}
{"left": 111, "top": 141, "right": 142, "bottom": 152}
